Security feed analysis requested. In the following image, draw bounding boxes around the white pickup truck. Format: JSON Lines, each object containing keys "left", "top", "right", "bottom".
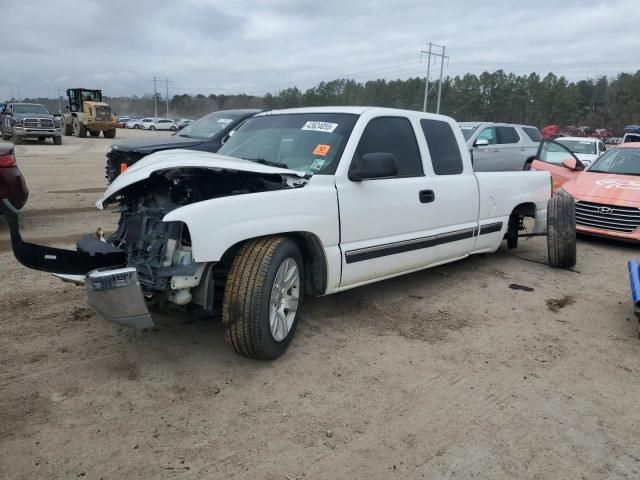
{"left": 2, "top": 107, "right": 576, "bottom": 360}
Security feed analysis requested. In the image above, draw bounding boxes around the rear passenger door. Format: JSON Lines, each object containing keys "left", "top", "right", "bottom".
{"left": 419, "top": 119, "right": 480, "bottom": 262}
{"left": 495, "top": 126, "right": 524, "bottom": 170}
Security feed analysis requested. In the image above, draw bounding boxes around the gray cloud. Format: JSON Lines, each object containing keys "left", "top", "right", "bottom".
{"left": 1, "top": 0, "right": 638, "bottom": 100}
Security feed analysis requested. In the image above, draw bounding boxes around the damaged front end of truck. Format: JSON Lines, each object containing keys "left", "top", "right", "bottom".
{"left": 2, "top": 150, "right": 309, "bottom": 329}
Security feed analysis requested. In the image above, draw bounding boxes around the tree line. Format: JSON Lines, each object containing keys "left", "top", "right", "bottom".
{"left": 16, "top": 70, "right": 640, "bottom": 133}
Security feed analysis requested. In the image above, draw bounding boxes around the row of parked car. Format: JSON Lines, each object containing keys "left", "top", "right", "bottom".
{"left": 116, "top": 116, "right": 193, "bottom": 131}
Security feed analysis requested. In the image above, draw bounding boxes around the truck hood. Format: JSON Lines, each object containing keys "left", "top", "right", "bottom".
{"left": 563, "top": 171, "right": 640, "bottom": 207}
{"left": 110, "top": 134, "right": 204, "bottom": 153}
{"left": 96, "top": 149, "right": 309, "bottom": 209}
{"left": 12, "top": 113, "right": 54, "bottom": 120}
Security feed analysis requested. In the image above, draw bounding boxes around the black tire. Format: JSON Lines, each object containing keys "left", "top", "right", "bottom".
{"left": 149, "top": 125, "right": 155, "bottom": 131}
{"left": 2, "top": 130, "right": 10, "bottom": 140}
{"left": 38, "top": 136, "right": 46, "bottom": 142}
{"left": 103, "top": 129, "right": 116, "bottom": 138}
{"left": 63, "top": 121, "right": 73, "bottom": 136}
{"left": 13, "top": 131, "right": 23, "bottom": 144}
{"left": 547, "top": 193, "right": 576, "bottom": 268}
{"left": 53, "top": 135, "right": 62, "bottom": 145}
{"left": 222, "top": 237, "right": 304, "bottom": 360}
{"left": 170, "top": 126, "right": 177, "bottom": 132}
{"left": 134, "top": 124, "right": 140, "bottom": 129}
{"left": 89, "top": 130, "right": 100, "bottom": 137}
{"left": 73, "top": 118, "right": 87, "bottom": 138}
{"left": 523, "top": 159, "right": 534, "bottom": 171}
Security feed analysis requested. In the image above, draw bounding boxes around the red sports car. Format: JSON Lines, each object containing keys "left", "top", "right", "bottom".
{"left": 0, "top": 143, "right": 29, "bottom": 211}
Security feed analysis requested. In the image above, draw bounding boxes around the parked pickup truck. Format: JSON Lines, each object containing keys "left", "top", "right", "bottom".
{"left": 1, "top": 103, "right": 62, "bottom": 145}
{"left": 2, "top": 107, "right": 575, "bottom": 360}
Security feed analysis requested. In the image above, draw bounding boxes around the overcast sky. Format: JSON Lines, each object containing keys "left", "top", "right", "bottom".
{"left": 1, "top": 0, "right": 639, "bottom": 100}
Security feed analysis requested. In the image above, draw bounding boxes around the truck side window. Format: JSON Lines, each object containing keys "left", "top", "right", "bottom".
{"left": 355, "top": 117, "right": 423, "bottom": 177}
{"left": 420, "top": 119, "right": 463, "bottom": 175}
{"left": 477, "top": 127, "right": 496, "bottom": 145}
{"left": 497, "top": 127, "right": 520, "bottom": 144}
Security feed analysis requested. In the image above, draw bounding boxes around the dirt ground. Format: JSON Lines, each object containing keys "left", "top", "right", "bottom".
{"left": 1, "top": 130, "right": 640, "bottom": 480}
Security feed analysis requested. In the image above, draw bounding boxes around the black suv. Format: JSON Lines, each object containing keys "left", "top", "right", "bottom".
{"left": 105, "top": 109, "right": 261, "bottom": 183}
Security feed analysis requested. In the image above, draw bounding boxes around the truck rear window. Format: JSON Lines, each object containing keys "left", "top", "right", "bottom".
{"left": 420, "top": 119, "right": 463, "bottom": 175}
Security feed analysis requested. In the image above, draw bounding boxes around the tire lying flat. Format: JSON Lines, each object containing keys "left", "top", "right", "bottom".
{"left": 547, "top": 192, "right": 577, "bottom": 268}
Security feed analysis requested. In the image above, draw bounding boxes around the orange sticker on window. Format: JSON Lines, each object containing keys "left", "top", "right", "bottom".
{"left": 313, "top": 144, "right": 331, "bottom": 156}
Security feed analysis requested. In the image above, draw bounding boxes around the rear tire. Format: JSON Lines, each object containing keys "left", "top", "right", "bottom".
{"left": 149, "top": 126, "right": 155, "bottom": 131}
{"left": 89, "top": 130, "right": 100, "bottom": 137}
{"left": 53, "top": 136, "right": 62, "bottom": 145}
{"left": 103, "top": 129, "right": 116, "bottom": 138}
{"left": 222, "top": 237, "right": 304, "bottom": 360}
{"left": 547, "top": 193, "right": 576, "bottom": 268}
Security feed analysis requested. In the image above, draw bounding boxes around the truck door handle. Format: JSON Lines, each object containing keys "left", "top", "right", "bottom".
{"left": 419, "top": 190, "right": 435, "bottom": 203}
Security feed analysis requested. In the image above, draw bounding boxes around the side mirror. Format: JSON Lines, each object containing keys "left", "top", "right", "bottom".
{"left": 474, "top": 139, "right": 489, "bottom": 147}
{"left": 349, "top": 152, "right": 398, "bottom": 181}
{"left": 561, "top": 158, "right": 584, "bottom": 171}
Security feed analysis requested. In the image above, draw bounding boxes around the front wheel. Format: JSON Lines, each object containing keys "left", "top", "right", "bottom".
{"left": 149, "top": 126, "right": 155, "bottom": 131}
{"left": 222, "top": 237, "right": 304, "bottom": 360}
{"left": 53, "top": 135, "right": 62, "bottom": 145}
{"left": 103, "top": 129, "right": 116, "bottom": 138}
{"left": 547, "top": 193, "right": 576, "bottom": 268}
{"left": 13, "top": 130, "right": 23, "bottom": 144}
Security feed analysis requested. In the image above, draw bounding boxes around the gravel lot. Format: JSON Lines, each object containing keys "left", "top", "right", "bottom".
{"left": 1, "top": 130, "right": 640, "bottom": 479}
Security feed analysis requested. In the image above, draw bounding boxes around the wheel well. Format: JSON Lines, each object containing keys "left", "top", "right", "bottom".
{"left": 216, "top": 232, "right": 328, "bottom": 296}
{"left": 511, "top": 202, "right": 536, "bottom": 218}
{"left": 523, "top": 156, "right": 535, "bottom": 169}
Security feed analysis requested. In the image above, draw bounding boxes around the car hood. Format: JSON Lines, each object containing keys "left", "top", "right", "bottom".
{"left": 110, "top": 135, "right": 205, "bottom": 153}
{"left": 97, "top": 149, "right": 309, "bottom": 208}
{"left": 563, "top": 171, "right": 640, "bottom": 207}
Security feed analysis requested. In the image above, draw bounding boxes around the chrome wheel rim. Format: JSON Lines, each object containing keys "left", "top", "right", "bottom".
{"left": 269, "top": 258, "right": 300, "bottom": 342}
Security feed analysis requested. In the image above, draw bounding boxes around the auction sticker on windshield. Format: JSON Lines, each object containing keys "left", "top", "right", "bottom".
{"left": 595, "top": 178, "right": 640, "bottom": 190}
{"left": 302, "top": 121, "right": 338, "bottom": 133}
{"left": 313, "top": 144, "right": 331, "bottom": 156}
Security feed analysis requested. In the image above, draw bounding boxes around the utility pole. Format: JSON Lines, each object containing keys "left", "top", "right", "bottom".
{"left": 165, "top": 77, "right": 169, "bottom": 118}
{"left": 420, "top": 42, "right": 449, "bottom": 113}
{"left": 151, "top": 76, "right": 158, "bottom": 118}
{"left": 57, "top": 88, "right": 63, "bottom": 114}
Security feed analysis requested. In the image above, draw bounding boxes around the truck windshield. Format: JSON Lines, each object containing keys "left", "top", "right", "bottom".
{"left": 178, "top": 112, "right": 243, "bottom": 139}
{"left": 588, "top": 147, "right": 640, "bottom": 176}
{"left": 217, "top": 113, "right": 359, "bottom": 174}
{"left": 13, "top": 104, "right": 50, "bottom": 115}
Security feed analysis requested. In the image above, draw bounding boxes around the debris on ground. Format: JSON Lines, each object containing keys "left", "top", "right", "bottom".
{"left": 546, "top": 296, "right": 576, "bottom": 312}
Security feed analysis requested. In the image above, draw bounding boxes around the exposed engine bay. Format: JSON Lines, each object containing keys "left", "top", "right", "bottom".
{"left": 101, "top": 167, "right": 301, "bottom": 303}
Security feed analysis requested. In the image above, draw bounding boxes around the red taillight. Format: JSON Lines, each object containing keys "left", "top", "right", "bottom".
{"left": 0, "top": 151, "right": 16, "bottom": 168}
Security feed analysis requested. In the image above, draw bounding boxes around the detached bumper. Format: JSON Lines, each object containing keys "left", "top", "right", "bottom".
{"left": 86, "top": 267, "right": 154, "bottom": 329}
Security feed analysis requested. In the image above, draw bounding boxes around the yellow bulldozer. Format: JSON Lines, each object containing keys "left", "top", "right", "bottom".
{"left": 61, "top": 88, "right": 118, "bottom": 138}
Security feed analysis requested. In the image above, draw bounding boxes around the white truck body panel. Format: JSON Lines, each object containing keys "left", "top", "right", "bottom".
{"left": 96, "top": 107, "right": 552, "bottom": 296}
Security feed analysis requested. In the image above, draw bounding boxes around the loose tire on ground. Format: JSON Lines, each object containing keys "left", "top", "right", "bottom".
{"left": 103, "top": 129, "right": 116, "bottom": 138}
{"left": 222, "top": 237, "right": 304, "bottom": 360}
{"left": 53, "top": 136, "right": 62, "bottom": 145}
{"left": 73, "top": 118, "right": 87, "bottom": 138}
{"left": 547, "top": 193, "right": 576, "bottom": 268}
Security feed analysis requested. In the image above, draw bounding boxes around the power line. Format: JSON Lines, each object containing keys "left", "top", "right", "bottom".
{"left": 421, "top": 42, "right": 449, "bottom": 113}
